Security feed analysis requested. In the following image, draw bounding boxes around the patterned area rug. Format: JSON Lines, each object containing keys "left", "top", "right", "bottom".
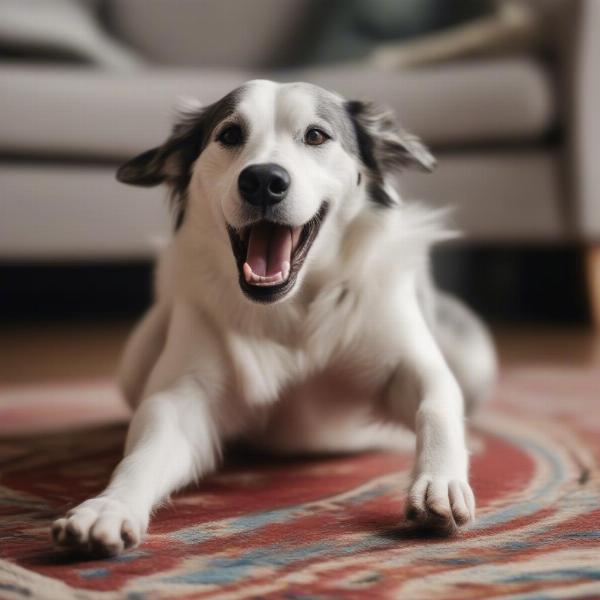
{"left": 0, "top": 368, "right": 599, "bottom": 599}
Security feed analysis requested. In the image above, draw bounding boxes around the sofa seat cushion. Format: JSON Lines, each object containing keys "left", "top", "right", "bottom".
{"left": 0, "top": 57, "right": 554, "bottom": 160}
{"left": 400, "top": 150, "right": 564, "bottom": 241}
{"left": 0, "top": 151, "right": 563, "bottom": 262}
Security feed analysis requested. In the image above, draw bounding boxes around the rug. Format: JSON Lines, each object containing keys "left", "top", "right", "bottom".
{"left": 0, "top": 367, "right": 599, "bottom": 599}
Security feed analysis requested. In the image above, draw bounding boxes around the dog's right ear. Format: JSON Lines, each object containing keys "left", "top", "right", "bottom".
{"left": 117, "top": 96, "right": 211, "bottom": 188}
{"left": 116, "top": 99, "right": 209, "bottom": 229}
{"left": 116, "top": 146, "right": 170, "bottom": 187}
{"left": 116, "top": 110, "right": 204, "bottom": 188}
{"left": 116, "top": 91, "right": 241, "bottom": 229}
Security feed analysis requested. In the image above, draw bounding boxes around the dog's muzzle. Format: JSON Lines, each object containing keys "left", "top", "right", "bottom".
{"left": 227, "top": 201, "right": 329, "bottom": 304}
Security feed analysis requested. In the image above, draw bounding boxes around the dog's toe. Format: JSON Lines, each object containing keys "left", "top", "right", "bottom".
{"left": 51, "top": 498, "right": 143, "bottom": 556}
{"left": 448, "top": 480, "right": 472, "bottom": 525}
{"left": 89, "top": 515, "right": 125, "bottom": 556}
{"left": 120, "top": 519, "right": 139, "bottom": 549}
{"left": 406, "top": 476, "right": 475, "bottom": 534}
{"left": 51, "top": 518, "right": 69, "bottom": 546}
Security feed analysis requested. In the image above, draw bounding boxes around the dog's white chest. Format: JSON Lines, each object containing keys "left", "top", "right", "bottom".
{"left": 223, "top": 281, "right": 400, "bottom": 408}
{"left": 226, "top": 332, "right": 304, "bottom": 405}
{"left": 227, "top": 326, "right": 390, "bottom": 409}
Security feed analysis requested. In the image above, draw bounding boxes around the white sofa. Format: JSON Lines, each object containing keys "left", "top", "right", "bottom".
{"left": 0, "top": 0, "right": 598, "bottom": 316}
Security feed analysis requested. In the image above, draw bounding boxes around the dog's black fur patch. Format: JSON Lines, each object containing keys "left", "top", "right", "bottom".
{"left": 345, "top": 101, "right": 379, "bottom": 172}
{"left": 367, "top": 181, "right": 395, "bottom": 208}
{"left": 345, "top": 100, "right": 436, "bottom": 208}
{"left": 116, "top": 86, "right": 245, "bottom": 228}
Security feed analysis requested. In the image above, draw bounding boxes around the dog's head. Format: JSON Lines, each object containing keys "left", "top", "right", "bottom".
{"left": 117, "top": 80, "right": 435, "bottom": 304}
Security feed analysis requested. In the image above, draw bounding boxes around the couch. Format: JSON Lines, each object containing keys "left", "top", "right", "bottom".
{"left": 0, "top": 0, "right": 598, "bottom": 318}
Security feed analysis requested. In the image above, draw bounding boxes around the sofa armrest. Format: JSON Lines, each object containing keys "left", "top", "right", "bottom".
{"left": 371, "top": 2, "right": 542, "bottom": 69}
{"left": 572, "top": 0, "right": 600, "bottom": 238}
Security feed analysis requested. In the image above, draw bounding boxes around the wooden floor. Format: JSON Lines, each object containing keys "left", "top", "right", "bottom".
{"left": 0, "top": 320, "right": 599, "bottom": 385}
{"left": 0, "top": 320, "right": 133, "bottom": 384}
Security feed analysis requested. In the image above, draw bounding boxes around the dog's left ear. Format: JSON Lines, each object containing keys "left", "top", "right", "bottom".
{"left": 346, "top": 100, "right": 436, "bottom": 174}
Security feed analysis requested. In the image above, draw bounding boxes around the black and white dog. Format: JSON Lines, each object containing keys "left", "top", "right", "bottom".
{"left": 52, "top": 80, "right": 496, "bottom": 556}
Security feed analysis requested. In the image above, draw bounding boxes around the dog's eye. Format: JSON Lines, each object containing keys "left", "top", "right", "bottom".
{"left": 304, "top": 128, "right": 329, "bottom": 146}
{"left": 218, "top": 125, "right": 244, "bottom": 147}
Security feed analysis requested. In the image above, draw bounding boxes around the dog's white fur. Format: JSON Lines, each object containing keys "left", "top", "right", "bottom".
{"left": 52, "top": 80, "right": 496, "bottom": 556}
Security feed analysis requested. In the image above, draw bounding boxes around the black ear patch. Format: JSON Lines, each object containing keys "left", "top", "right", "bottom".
{"left": 115, "top": 110, "right": 206, "bottom": 228}
{"left": 116, "top": 147, "right": 169, "bottom": 187}
{"left": 116, "top": 87, "right": 242, "bottom": 228}
{"left": 346, "top": 100, "right": 435, "bottom": 209}
{"left": 116, "top": 109, "right": 208, "bottom": 189}
{"left": 346, "top": 100, "right": 436, "bottom": 175}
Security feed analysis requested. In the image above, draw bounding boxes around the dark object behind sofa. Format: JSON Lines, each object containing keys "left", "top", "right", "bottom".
{"left": 0, "top": 245, "right": 589, "bottom": 324}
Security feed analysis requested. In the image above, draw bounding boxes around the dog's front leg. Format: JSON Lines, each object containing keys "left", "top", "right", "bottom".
{"left": 52, "top": 300, "right": 226, "bottom": 556}
{"left": 52, "top": 378, "right": 218, "bottom": 555}
{"left": 384, "top": 291, "right": 474, "bottom": 533}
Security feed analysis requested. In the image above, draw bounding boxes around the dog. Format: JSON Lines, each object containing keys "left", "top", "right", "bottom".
{"left": 51, "top": 80, "right": 496, "bottom": 556}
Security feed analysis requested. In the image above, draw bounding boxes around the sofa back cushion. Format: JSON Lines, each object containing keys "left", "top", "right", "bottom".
{"left": 106, "top": 0, "right": 316, "bottom": 68}
{"left": 0, "top": 0, "right": 139, "bottom": 69}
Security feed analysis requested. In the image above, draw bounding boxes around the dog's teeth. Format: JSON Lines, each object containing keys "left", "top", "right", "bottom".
{"left": 243, "top": 262, "right": 253, "bottom": 283}
{"left": 243, "top": 262, "right": 289, "bottom": 287}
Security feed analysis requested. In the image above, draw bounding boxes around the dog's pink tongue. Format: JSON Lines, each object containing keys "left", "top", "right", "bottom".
{"left": 246, "top": 223, "right": 292, "bottom": 277}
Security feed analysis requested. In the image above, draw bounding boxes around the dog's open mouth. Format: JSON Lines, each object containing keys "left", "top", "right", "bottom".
{"left": 228, "top": 202, "right": 329, "bottom": 303}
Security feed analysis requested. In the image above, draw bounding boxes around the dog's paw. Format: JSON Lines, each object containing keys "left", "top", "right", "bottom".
{"left": 405, "top": 476, "right": 475, "bottom": 534}
{"left": 51, "top": 497, "right": 145, "bottom": 557}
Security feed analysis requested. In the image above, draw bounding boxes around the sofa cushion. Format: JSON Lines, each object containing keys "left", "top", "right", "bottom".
{"left": 295, "top": 58, "right": 555, "bottom": 148}
{"left": 0, "top": 66, "right": 251, "bottom": 159}
{"left": 106, "top": 0, "right": 315, "bottom": 69}
{"left": 400, "top": 150, "right": 564, "bottom": 241}
{"left": 0, "top": 164, "right": 169, "bottom": 259}
{"left": 0, "top": 57, "right": 554, "bottom": 159}
{"left": 0, "top": 151, "right": 563, "bottom": 261}
{"left": 0, "top": 0, "right": 140, "bottom": 69}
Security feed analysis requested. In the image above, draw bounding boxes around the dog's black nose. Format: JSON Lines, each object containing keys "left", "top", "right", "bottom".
{"left": 238, "top": 163, "right": 290, "bottom": 207}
